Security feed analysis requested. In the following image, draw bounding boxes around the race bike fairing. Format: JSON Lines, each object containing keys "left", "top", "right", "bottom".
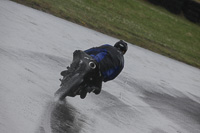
{"left": 55, "top": 50, "right": 101, "bottom": 100}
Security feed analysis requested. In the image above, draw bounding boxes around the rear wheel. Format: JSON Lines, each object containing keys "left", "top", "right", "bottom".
{"left": 54, "top": 73, "right": 83, "bottom": 101}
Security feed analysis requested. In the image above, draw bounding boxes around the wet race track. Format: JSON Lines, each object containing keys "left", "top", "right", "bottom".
{"left": 1, "top": 0, "right": 200, "bottom": 133}
{"left": 38, "top": 101, "right": 83, "bottom": 133}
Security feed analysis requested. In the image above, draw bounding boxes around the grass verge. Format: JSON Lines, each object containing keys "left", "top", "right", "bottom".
{"left": 11, "top": 0, "right": 200, "bottom": 68}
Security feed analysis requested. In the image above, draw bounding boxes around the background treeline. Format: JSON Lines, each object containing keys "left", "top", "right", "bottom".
{"left": 147, "top": 0, "right": 200, "bottom": 23}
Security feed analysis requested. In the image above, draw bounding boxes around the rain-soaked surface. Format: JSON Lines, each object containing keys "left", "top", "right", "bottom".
{"left": 1, "top": 0, "right": 200, "bottom": 133}
{"left": 38, "top": 101, "right": 84, "bottom": 133}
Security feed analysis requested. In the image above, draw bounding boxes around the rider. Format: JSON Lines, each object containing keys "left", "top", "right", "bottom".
{"left": 61, "top": 40, "right": 128, "bottom": 99}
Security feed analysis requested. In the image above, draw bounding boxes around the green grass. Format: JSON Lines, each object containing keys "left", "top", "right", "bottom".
{"left": 11, "top": 0, "right": 200, "bottom": 68}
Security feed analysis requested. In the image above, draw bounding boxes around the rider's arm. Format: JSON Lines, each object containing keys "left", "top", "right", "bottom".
{"left": 84, "top": 48, "right": 95, "bottom": 55}
{"left": 91, "top": 52, "right": 107, "bottom": 63}
{"left": 85, "top": 48, "right": 108, "bottom": 63}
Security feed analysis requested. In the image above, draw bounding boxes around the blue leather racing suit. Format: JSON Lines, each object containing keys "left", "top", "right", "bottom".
{"left": 84, "top": 44, "right": 124, "bottom": 82}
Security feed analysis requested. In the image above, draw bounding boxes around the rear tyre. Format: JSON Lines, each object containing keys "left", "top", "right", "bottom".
{"left": 54, "top": 74, "right": 82, "bottom": 101}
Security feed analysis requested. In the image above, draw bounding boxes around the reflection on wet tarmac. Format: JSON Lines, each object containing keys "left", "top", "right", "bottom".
{"left": 51, "top": 101, "right": 83, "bottom": 133}
{"left": 39, "top": 100, "right": 83, "bottom": 133}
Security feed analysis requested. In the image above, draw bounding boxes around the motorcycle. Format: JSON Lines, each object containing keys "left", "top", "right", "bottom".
{"left": 54, "top": 50, "right": 100, "bottom": 101}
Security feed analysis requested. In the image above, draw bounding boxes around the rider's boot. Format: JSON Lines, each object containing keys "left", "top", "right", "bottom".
{"left": 60, "top": 66, "right": 70, "bottom": 77}
{"left": 93, "top": 78, "right": 102, "bottom": 95}
{"left": 86, "top": 75, "right": 102, "bottom": 95}
{"left": 80, "top": 89, "right": 87, "bottom": 99}
{"left": 86, "top": 84, "right": 102, "bottom": 95}
{"left": 60, "top": 70, "right": 68, "bottom": 77}
{"left": 93, "top": 87, "right": 101, "bottom": 95}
